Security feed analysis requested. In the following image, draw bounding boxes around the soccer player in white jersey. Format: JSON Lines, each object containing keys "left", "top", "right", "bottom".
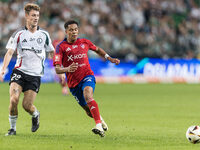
{"left": 0, "top": 3, "right": 54, "bottom": 136}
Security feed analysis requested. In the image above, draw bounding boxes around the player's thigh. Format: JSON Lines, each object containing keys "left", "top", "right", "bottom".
{"left": 83, "top": 86, "right": 94, "bottom": 101}
{"left": 24, "top": 75, "right": 41, "bottom": 93}
{"left": 82, "top": 76, "right": 95, "bottom": 100}
{"left": 9, "top": 82, "right": 22, "bottom": 102}
{"left": 23, "top": 90, "right": 37, "bottom": 105}
{"left": 70, "top": 87, "right": 87, "bottom": 106}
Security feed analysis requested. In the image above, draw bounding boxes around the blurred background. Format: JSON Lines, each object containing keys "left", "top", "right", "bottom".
{"left": 1, "top": 0, "right": 200, "bottom": 83}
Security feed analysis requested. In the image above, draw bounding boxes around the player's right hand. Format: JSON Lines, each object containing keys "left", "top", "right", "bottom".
{"left": 67, "top": 62, "right": 78, "bottom": 72}
{"left": 0, "top": 70, "right": 5, "bottom": 82}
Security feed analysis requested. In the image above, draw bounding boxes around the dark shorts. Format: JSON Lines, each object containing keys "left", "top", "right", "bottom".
{"left": 9, "top": 69, "right": 41, "bottom": 93}
{"left": 70, "top": 75, "right": 96, "bottom": 106}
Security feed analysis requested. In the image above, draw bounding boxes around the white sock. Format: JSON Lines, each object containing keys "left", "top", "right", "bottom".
{"left": 9, "top": 115, "right": 17, "bottom": 131}
{"left": 100, "top": 115, "right": 104, "bottom": 122}
{"left": 96, "top": 123, "right": 103, "bottom": 129}
{"left": 32, "top": 109, "right": 39, "bottom": 118}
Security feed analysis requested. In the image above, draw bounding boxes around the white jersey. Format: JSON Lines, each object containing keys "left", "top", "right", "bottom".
{"left": 6, "top": 26, "right": 54, "bottom": 76}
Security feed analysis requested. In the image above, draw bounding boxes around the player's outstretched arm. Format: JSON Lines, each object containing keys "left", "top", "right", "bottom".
{"left": 95, "top": 47, "right": 120, "bottom": 65}
{"left": 55, "top": 63, "right": 78, "bottom": 74}
{"left": 0, "top": 49, "right": 14, "bottom": 82}
{"left": 49, "top": 51, "right": 66, "bottom": 80}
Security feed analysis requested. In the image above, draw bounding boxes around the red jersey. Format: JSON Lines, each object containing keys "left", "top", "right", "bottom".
{"left": 53, "top": 38, "right": 97, "bottom": 88}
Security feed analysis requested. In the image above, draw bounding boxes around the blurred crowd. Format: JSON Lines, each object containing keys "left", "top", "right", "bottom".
{"left": 1, "top": 0, "right": 200, "bottom": 61}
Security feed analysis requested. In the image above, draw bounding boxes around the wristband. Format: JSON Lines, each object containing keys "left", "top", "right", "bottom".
{"left": 104, "top": 54, "right": 110, "bottom": 59}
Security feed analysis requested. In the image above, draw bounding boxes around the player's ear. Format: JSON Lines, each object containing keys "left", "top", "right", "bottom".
{"left": 25, "top": 12, "right": 29, "bottom": 19}
{"left": 65, "top": 29, "right": 68, "bottom": 34}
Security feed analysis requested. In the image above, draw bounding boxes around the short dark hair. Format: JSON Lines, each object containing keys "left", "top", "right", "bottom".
{"left": 64, "top": 20, "right": 79, "bottom": 29}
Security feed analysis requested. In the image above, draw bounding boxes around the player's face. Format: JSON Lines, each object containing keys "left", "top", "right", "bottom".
{"left": 25, "top": 10, "right": 39, "bottom": 28}
{"left": 66, "top": 24, "right": 79, "bottom": 42}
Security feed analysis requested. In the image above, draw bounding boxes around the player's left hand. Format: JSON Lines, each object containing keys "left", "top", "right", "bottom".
{"left": 0, "top": 70, "right": 5, "bottom": 82}
{"left": 109, "top": 58, "right": 120, "bottom": 65}
{"left": 58, "top": 73, "right": 66, "bottom": 84}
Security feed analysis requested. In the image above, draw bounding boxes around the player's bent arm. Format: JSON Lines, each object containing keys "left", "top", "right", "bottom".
{"left": 0, "top": 49, "right": 14, "bottom": 82}
{"left": 95, "top": 47, "right": 120, "bottom": 65}
{"left": 49, "top": 51, "right": 66, "bottom": 77}
{"left": 55, "top": 65, "right": 67, "bottom": 74}
{"left": 95, "top": 47, "right": 107, "bottom": 58}
{"left": 55, "top": 63, "right": 78, "bottom": 74}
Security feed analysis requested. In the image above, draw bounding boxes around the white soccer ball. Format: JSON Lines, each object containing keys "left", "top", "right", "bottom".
{"left": 186, "top": 125, "right": 200, "bottom": 144}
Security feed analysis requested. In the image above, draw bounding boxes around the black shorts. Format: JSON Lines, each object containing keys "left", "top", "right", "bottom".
{"left": 9, "top": 69, "right": 41, "bottom": 93}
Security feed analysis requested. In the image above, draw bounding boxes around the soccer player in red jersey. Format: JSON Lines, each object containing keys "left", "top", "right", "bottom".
{"left": 53, "top": 20, "right": 120, "bottom": 137}
{"left": 52, "top": 29, "right": 69, "bottom": 96}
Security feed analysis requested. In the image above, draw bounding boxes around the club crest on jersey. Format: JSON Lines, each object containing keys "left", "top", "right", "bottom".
{"left": 37, "top": 38, "right": 43, "bottom": 44}
{"left": 80, "top": 44, "right": 85, "bottom": 49}
{"left": 72, "top": 45, "right": 78, "bottom": 49}
{"left": 55, "top": 55, "right": 60, "bottom": 61}
{"left": 66, "top": 47, "right": 71, "bottom": 52}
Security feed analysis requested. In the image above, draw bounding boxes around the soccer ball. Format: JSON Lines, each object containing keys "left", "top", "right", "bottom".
{"left": 186, "top": 125, "right": 200, "bottom": 144}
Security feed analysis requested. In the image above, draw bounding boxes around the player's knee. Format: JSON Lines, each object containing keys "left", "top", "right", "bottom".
{"left": 83, "top": 87, "right": 93, "bottom": 102}
{"left": 10, "top": 96, "right": 19, "bottom": 107}
{"left": 85, "top": 97, "right": 93, "bottom": 103}
{"left": 22, "top": 101, "right": 32, "bottom": 111}
{"left": 84, "top": 94, "right": 94, "bottom": 103}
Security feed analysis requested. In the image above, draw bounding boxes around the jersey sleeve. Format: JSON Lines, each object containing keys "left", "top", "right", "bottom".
{"left": 86, "top": 39, "right": 97, "bottom": 51}
{"left": 6, "top": 32, "right": 19, "bottom": 51}
{"left": 44, "top": 32, "right": 54, "bottom": 52}
{"left": 53, "top": 44, "right": 63, "bottom": 66}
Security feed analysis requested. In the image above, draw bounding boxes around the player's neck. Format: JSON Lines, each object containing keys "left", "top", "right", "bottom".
{"left": 67, "top": 38, "right": 77, "bottom": 44}
{"left": 26, "top": 24, "right": 38, "bottom": 33}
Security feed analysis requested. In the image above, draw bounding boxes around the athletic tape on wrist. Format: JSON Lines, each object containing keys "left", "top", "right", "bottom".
{"left": 105, "top": 54, "right": 110, "bottom": 59}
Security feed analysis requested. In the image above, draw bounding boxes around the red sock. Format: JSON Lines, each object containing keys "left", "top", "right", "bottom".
{"left": 87, "top": 99, "right": 101, "bottom": 124}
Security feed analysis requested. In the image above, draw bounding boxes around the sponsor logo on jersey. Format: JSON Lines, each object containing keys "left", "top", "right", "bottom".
{"left": 79, "top": 63, "right": 86, "bottom": 67}
{"left": 30, "top": 38, "right": 35, "bottom": 41}
{"left": 22, "top": 48, "right": 42, "bottom": 54}
{"left": 66, "top": 47, "right": 71, "bottom": 52}
{"left": 67, "top": 54, "right": 86, "bottom": 61}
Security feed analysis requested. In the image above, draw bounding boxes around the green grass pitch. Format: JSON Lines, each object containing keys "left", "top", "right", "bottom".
{"left": 0, "top": 83, "right": 200, "bottom": 150}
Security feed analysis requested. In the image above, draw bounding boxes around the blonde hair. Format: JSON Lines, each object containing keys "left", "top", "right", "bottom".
{"left": 24, "top": 3, "right": 40, "bottom": 14}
